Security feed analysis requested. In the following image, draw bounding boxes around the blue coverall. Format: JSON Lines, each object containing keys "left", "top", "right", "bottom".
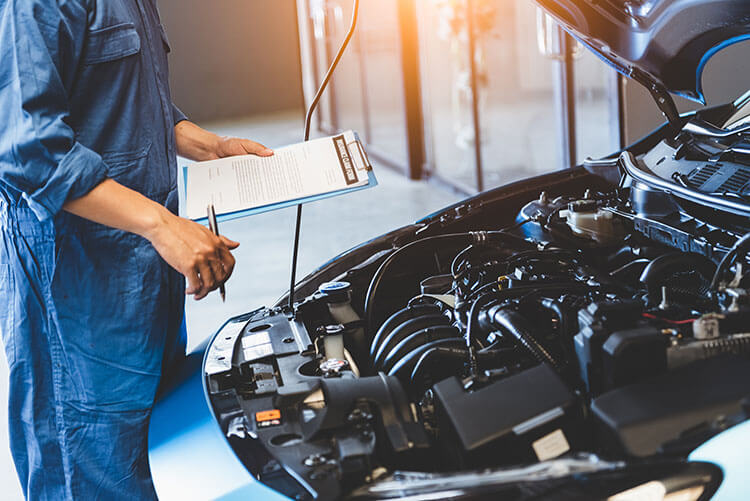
{"left": 0, "top": 1, "right": 186, "bottom": 498}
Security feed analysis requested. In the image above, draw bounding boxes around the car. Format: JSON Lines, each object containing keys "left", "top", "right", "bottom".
{"left": 147, "top": 1, "right": 750, "bottom": 499}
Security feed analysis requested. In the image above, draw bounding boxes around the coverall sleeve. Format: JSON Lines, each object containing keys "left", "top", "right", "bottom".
{"left": 0, "top": 0, "right": 108, "bottom": 222}
{"left": 172, "top": 103, "right": 188, "bottom": 125}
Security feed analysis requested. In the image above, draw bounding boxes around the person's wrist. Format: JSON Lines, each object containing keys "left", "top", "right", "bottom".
{"left": 212, "top": 134, "right": 227, "bottom": 158}
{"left": 175, "top": 121, "right": 222, "bottom": 161}
{"left": 137, "top": 203, "right": 173, "bottom": 242}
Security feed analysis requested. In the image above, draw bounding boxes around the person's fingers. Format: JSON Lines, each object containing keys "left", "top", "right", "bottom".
{"left": 208, "top": 252, "right": 226, "bottom": 286}
{"left": 195, "top": 261, "right": 216, "bottom": 300}
{"left": 185, "top": 267, "right": 202, "bottom": 295}
{"left": 220, "top": 235, "right": 240, "bottom": 249}
{"left": 217, "top": 246, "right": 236, "bottom": 281}
{"left": 240, "top": 139, "right": 273, "bottom": 157}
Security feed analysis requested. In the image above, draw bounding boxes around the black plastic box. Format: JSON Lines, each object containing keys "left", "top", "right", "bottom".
{"left": 592, "top": 355, "right": 750, "bottom": 457}
{"left": 432, "top": 364, "right": 581, "bottom": 468}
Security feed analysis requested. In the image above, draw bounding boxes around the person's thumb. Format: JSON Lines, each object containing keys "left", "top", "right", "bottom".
{"left": 220, "top": 235, "right": 240, "bottom": 249}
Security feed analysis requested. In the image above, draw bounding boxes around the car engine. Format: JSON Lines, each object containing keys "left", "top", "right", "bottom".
{"left": 202, "top": 167, "right": 750, "bottom": 500}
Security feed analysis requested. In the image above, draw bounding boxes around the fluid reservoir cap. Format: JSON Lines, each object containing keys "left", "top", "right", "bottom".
{"left": 568, "top": 199, "right": 597, "bottom": 213}
{"left": 318, "top": 281, "right": 352, "bottom": 302}
{"left": 320, "top": 324, "right": 346, "bottom": 336}
{"left": 319, "top": 358, "right": 349, "bottom": 375}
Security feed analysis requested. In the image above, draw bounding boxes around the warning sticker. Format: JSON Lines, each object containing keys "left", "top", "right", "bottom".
{"left": 256, "top": 409, "right": 282, "bottom": 422}
{"left": 532, "top": 429, "right": 570, "bottom": 461}
{"left": 255, "top": 409, "right": 282, "bottom": 428}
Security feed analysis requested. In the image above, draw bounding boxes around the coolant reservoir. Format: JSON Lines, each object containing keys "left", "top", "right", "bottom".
{"left": 319, "top": 282, "right": 360, "bottom": 325}
{"left": 561, "top": 200, "right": 623, "bottom": 244}
{"left": 320, "top": 324, "right": 346, "bottom": 362}
{"left": 318, "top": 282, "right": 367, "bottom": 363}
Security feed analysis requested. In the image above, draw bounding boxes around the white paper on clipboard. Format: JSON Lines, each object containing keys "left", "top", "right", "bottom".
{"left": 183, "top": 130, "right": 376, "bottom": 222}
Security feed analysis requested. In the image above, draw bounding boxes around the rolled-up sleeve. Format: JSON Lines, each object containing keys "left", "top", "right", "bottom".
{"left": 171, "top": 103, "right": 188, "bottom": 126}
{"left": 0, "top": 0, "right": 108, "bottom": 221}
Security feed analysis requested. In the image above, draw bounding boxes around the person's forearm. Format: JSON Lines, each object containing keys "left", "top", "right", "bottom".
{"left": 174, "top": 121, "right": 221, "bottom": 161}
{"left": 63, "top": 178, "right": 169, "bottom": 239}
{"left": 63, "top": 178, "right": 239, "bottom": 300}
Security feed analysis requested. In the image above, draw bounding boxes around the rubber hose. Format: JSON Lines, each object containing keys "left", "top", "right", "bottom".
{"left": 381, "top": 325, "right": 460, "bottom": 373}
{"left": 365, "top": 232, "right": 533, "bottom": 334}
{"left": 369, "top": 303, "right": 441, "bottom": 358}
{"left": 373, "top": 314, "right": 450, "bottom": 370}
{"left": 365, "top": 234, "right": 474, "bottom": 334}
{"left": 639, "top": 252, "right": 716, "bottom": 298}
{"left": 408, "top": 346, "right": 510, "bottom": 394}
{"left": 407, "top": 346, "right": 468, "bottom": 397}
{"left": 490, "top": 308, "right": 562, "bottom": 371}
{"left": 387, "top": 338, "right": 465, "bottom": 381}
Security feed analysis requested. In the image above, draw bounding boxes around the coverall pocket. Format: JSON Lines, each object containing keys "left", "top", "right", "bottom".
{"left": 0, "top": 263, "right": 15, "bottom": 365}
{"left": 82, "top": 23, "right": 141, "bottom": 65}
{"left": 102, "top": 141, "right": 152, "bottom": 178}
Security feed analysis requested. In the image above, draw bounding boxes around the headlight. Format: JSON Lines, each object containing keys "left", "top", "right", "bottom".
{"left": 608, "top": 462, "right": 720, "bottom": 501}
{"left": 347, "top": 455, "right": 722, "bottom": 500}
{"left": 609, "top": 482, "right": 704, "bottom": 501}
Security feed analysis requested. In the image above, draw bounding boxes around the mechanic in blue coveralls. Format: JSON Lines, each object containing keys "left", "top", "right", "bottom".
{"left": 0, "top": 1, "right": 274, "bottom": 498}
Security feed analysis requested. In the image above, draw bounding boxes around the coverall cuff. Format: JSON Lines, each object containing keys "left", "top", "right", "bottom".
{"left": 172, "top": 103, "right": 188, "bottom": 125}
{"left": 23, "top": 142, "right": 108, "bottom": 222}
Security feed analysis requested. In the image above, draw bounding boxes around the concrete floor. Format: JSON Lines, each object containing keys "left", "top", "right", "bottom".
{"left": 0, "top": 111, "right": 462, "bottom": 498}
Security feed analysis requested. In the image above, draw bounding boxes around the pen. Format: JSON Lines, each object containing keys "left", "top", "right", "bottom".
{"left": 207, "top": 204, "right": 226, "bottom": 302}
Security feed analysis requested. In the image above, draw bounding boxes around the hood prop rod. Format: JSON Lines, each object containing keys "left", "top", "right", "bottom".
{"left": 630, "top": 67, "right": 681, "bottom": 129}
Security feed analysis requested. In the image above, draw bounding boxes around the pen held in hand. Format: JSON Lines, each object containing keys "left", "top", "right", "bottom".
{"left": 207, "top": 204, "right": 226, "bottom": 302}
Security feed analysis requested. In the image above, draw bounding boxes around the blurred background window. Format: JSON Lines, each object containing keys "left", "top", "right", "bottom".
{"left": 297, "top": 0, "right": 622, "bottom": 193}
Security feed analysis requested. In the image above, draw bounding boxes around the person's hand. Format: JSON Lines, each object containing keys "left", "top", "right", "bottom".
{"left": 145, "top": 211, "right": 239, "bottom": 300}
{"left": 215, "top": 136, "right": 274, "bottom": 159}
{"left": 174, "top": 120, "right": 274, "bottom": 161}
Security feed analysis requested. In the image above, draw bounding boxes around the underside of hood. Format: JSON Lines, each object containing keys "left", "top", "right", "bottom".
{"left": 534, "top": 0, "right": 750, "bottom": 106}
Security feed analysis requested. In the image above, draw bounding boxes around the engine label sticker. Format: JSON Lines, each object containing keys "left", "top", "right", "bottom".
{"left": 532, "top": 429, "right": 570, "bottom": 461}
{"left": 242, "top": 331, "right": 271, "bottom": 348}
{"left": 243, "top": 344, "right": 273, "bottom": 362}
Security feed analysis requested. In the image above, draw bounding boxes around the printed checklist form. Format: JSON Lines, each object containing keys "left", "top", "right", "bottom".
{"left": 184, "top": 130, "right": 376, "bottom": 222}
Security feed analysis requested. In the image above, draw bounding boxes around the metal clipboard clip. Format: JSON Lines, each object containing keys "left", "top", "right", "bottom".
{"left": 347, "top": 139, "right": 373, "bottom": 172}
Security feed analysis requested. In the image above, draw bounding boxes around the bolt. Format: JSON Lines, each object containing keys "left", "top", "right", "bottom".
{"left": 303, "top": 454, "right": 326, "bottom": 467}
{"left": 658, "top": 286, "right": 670, "bottom": 310}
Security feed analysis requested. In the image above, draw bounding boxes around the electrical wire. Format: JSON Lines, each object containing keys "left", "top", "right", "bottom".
{"left": 710, "top": 232, "right": 750, "bottom": 290}
{"left": 288, "top": 0, "right": 360, "bottom": 310}
{"left": 642, "top": 313, "right": 697, "bottom": 325}
{"left": 451, "top": 245, "right": 474, "bottom": 277}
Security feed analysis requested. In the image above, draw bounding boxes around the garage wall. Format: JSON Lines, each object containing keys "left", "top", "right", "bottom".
{"left": 624, "top": 41, "right": 750, "bottom": 143}
{"left": 159, "top": 0, "right": 305, "bottom": 123}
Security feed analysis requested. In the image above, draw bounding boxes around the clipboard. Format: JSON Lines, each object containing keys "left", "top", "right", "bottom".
{"left": 182, "top": 133, "right": 377, "bottom": 224}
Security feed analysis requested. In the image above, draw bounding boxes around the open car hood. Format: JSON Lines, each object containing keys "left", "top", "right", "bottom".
{"left": 534, "top": 0, "right": 750, "bottom": 104}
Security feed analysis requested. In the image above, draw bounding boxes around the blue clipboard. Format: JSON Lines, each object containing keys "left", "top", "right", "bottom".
{"left": 183, "top": 134, "right": 377, "bottom": 224}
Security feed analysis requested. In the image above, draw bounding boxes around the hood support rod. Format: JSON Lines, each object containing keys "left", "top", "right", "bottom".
{"left": 629, "top": 67, "right": 681, "bottom": 128}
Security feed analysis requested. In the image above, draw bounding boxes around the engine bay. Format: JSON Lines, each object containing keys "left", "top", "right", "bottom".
{"left": 202, "top": 162, "right": 750, "bottom": 499}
